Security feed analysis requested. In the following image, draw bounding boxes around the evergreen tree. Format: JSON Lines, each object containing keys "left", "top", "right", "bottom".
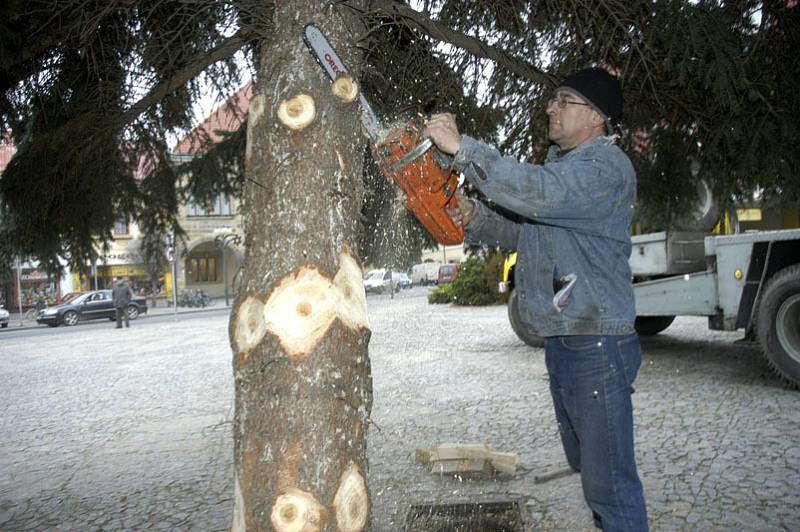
{"left": 1, "top": 2, "right": 798, "bottom": 528}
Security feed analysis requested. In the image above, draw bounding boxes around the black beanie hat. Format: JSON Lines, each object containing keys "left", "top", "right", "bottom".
{"left": 558, "top": 68, "right": 623, "bottom": 132}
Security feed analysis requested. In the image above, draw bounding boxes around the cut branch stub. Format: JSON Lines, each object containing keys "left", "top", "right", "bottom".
{"left": 277, "top": 93, "right": 316, "bottom": 130}
{"left": 332, "top": 252, "right": 369, "bottom": 330}
{"left": 262, "top": 266, "right": 338, "bottom": 359}
{"left": 242, "top": 250, "right": 369, "bottom": 361}
{"left": 331, "top": 75, "right": 359, "bottom": 103}
{"left": 270, "top": 488, "right": 327, "bottom": 532}
{"left": 333, "top": 463, "right": 368, "bottom": 532}
{"left": 246, "top": 93, "right": 267, "bottom": 164}
{"left": 232, "top": 295, "right": 268, "bottom": 360}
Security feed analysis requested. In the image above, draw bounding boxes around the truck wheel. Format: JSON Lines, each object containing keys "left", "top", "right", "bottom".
{"left": 634, "top": 316, "right": 676, "bottom": 336}
{"left": 757, "top": 264, "right": 800, "bottom": 388}
{"left": 508, "top": 290, "right": 544, "bottom": 348}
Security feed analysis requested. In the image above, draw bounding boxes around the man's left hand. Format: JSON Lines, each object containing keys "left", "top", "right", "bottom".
{"left": 445, "top": 189, "right": 476, "bottom": 227}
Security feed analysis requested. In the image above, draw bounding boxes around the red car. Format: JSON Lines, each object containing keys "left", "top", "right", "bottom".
{"left": 437, "top": 263, "right": 461, "bottom": 284}
{"left": 56, "top": 292, "right": 80, "bottom": 305}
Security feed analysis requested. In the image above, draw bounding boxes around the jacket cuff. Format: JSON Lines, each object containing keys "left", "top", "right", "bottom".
{"left": 452, "top": 135, "right": 479, "bottom": 172}
{"left": 463, "top": 200, "right": 488, "bottom": 243}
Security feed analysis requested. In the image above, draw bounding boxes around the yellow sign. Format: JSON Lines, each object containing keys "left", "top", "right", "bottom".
{"left": 736, "top": 208, "right": 762, "bottom": 222}
{"left": 110, "top": 264, "right": 147, "bottom": 277}
{"left": 165, "top": 271, "right": 173, "bottom": 298}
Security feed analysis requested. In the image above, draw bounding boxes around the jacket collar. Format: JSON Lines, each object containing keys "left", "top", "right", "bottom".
{"left": 546, "top": 135, "right": 618, "bottom": 162}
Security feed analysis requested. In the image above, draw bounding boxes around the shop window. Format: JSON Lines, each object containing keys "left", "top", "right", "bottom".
{"left": 187, "top": 255, "right": 218, "bottom": 283}
{"left": 187, "top": 194, "right": 233, "bottom": 217}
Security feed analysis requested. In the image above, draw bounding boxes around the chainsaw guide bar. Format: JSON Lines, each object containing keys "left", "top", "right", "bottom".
{"left": 303, "top": 24, "right": 464, "bottom": 245}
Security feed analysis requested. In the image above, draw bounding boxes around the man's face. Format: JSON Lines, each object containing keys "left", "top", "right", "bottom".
{"left": 546, "top": 90, "right": 602, "bottom": 150}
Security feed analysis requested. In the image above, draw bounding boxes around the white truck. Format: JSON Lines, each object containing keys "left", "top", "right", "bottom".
{"left": 504, "top": 229, "right": 800, "bottom": 388}
{"left": 411, "top": 261, "right": 441, "bottom": 286}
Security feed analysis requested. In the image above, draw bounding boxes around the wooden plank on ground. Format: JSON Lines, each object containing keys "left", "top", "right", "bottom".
{"left": 488, "top": 452, "right": 518, "bottom": 475}
{"left": 416, "top": 444, "right": 518, "bottom": 476}
{"left": 416, "top": 443, "right": 492, "bottom": 464}
{"left": 429, "top": 458, "right": 492, "bottom": 474}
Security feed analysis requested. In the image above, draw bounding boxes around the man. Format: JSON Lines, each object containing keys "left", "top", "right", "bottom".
{"left": 424, "top": 68, "right": 648, "bottom": 531}
{"left": 112, "top": 276, "right": 133, "bottom": 329}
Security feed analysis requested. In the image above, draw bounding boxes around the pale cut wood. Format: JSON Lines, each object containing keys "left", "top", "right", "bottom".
{"left": 429, "top": 458, "right": 492, "bottom": 474}
{"left": 277, "top": 93, "right": 315, "bottom": 130}
{"left": 416, "top": 444, "right": 518, "bottom": 475}
{"left": 333, "top": 463, "right": 369, "bottom": 532}
{"left": 415, "top": 447, "right": 434, "bottom": 464}
{"left": 269, "top": 488, "right": 326, "bottom": 532}
{"left": 488, "top": 452, "right": 518, "bottom": 475}
{"left": 416, "top": 443, "right": 492, "bottom": 463}
{"left": 331, "top": 75, "right": 359, "bottom": 102}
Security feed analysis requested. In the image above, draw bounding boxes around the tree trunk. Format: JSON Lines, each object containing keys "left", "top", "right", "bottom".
{"left": 230, "top": 3, "right": 373, "bottom": 530}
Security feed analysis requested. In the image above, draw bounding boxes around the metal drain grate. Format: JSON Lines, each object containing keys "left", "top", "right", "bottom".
{"left": 404, "top": 501, "right": 523, "bottom": 532}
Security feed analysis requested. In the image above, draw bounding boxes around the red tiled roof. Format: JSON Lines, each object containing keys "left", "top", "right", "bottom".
{"left": 174, "top": 83, "right": 253, "bottom": 154}
{"left": 0, "top": 83, "right": 254, "bottom": 178}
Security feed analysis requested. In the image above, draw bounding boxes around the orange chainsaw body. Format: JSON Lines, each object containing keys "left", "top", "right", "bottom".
{"left": 372, "top": 120, "right": 464, "bottom": 245}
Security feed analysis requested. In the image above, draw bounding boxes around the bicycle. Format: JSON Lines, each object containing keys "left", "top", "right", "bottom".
{"left": 23, "top": 308, "right": 39, "bottom": 321}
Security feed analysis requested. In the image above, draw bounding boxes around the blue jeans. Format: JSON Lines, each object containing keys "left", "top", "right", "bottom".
{"left": 544, "top": 333, "right": 648, "bottom": 531}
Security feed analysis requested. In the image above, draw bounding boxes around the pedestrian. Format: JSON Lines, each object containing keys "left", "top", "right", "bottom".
{"left": 35, "top": 290, "right": 46, "bottom": 313}
{"left": 112, "top": 276, "right": 133, "bottom": 329}
{"left": 424, "top": 67, "right": 648, "bottom": 531}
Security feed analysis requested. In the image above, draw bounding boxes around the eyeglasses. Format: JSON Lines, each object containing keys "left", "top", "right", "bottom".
{"left": 548, "top": 94, "right": 591, "bottom": 109}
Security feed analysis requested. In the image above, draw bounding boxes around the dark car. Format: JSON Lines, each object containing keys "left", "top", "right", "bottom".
{"left": 36, "top": 290, "right": 148, "bottom": 327}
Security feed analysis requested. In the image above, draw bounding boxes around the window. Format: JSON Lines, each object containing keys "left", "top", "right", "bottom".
{"left": 187, "top": 255, "right": 218, "bottom": 283}
{"left": 114, "top": 215, "right": 130, "bottom": 235}
{"left": 187, "top": 194, "right": 233, "bottom": 217}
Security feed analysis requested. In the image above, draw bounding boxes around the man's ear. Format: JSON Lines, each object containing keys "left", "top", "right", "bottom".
{"left": 590, "top": 110, "right": 606, "bottom": 129}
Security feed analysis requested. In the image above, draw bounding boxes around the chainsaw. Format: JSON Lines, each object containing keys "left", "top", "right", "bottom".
{"left": 303, "top": 24, "right": 465, "bottom": 245}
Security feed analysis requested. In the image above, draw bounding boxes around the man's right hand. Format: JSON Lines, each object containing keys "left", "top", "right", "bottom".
{"left": 445, "top": 189, "right": 476, "bottom": 227}
{"left": 423, "top": 113, "right": 462, "bottom": 155}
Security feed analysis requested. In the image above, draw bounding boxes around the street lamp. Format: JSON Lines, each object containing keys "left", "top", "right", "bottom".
{"left": 15, "top": 256, "right": 23, "bottom": 327}
{"left": 167, "top": 229, "right": 178, "bottom": 315}
{"left": 214, "top": 232, "right": 242, "bottom": 307}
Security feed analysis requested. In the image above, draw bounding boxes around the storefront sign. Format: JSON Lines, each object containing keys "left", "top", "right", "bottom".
{"left": 102, "top": 252, "right": 143, "bottom": 265}
{"left": 20, "top": 271, "right": 49, "bottom": 281}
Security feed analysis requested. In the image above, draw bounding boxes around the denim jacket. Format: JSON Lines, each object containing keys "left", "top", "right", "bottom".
{"left": 453, "top": 135, "right": 637, "bottom": 337}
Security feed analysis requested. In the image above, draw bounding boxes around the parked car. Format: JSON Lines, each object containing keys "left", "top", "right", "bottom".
{"left": 363, "top": 268, "right": 400, "bottom": 294}
{"left": 437, "top": 262, "right": 461, "bottom": 284}
{"left": 36, "top": 290, "right": 148, "bottom": 327}
{"left": 0, "top": 306, "right": 9, "bottom": 328}
{"left": 397, "top": 272, "right": 412, "bottom": 289}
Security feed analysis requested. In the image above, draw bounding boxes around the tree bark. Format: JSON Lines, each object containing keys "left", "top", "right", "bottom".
{"left": 230, "top": 2, "right": 372, "bottom": 530}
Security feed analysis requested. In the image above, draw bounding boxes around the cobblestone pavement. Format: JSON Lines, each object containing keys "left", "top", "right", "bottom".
{"left": 1, "top": 288, "right": 798, "bottom": 530}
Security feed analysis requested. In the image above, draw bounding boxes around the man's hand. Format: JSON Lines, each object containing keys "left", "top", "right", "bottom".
{"left": 423, "top": 113, "right": 462, "bottom": 155}
{"left": 445, "top": 189, "right": 476, "bottom": 227}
